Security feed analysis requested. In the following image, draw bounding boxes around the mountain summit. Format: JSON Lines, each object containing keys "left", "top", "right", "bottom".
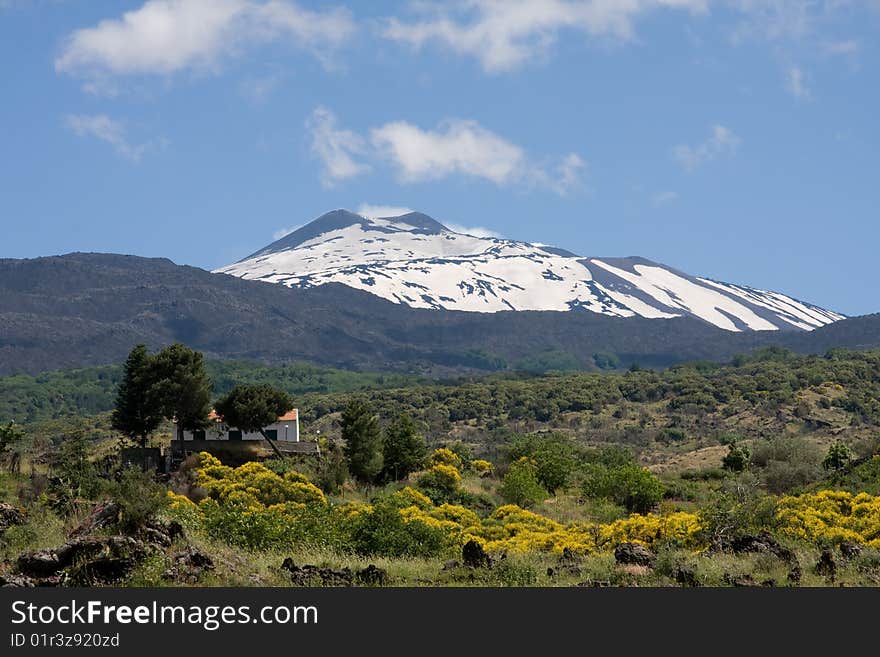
{"left": 216, "top": 209, "right": 844, "bottom": 332}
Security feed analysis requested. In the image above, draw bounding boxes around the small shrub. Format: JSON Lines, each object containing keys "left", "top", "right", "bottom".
{"left": 499, "top": 458, "right": 548, "bottom": 508}
{"left": 823, "top": 442, "right": 853, "bottom": 472}
{"left": 722, "top": 442, "right": 751, "bottom": 473}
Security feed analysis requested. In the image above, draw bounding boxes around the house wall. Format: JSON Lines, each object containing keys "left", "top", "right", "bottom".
{"left": 181, "top": 419, "right": 300, "bottom": 442}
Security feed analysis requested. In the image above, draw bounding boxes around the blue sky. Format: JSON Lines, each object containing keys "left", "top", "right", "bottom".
{"left": 0, "top": 1, "right": 877, "bottom": 316}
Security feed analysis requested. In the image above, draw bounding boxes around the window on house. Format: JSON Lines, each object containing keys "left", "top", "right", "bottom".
{"left": 228, "top": 430, "right": 242, "bottom": 441}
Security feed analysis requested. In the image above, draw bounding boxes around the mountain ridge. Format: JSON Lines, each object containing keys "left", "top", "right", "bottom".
{"left": 0, "top": 252, "right": 876, "bottom": 376}
{"left": 217, "top": 209, "right": 844, "bottom": 332}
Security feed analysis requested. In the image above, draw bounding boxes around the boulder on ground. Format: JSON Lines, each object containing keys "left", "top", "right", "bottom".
{"left": 462, "top": 540, "right": 492, "bottom": 569}
{"left": 614, "top": 542, "right": 655, "bottom": 568}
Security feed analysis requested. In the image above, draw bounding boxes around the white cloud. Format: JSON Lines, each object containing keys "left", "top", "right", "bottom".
{"left": 672, "top": 124, "right": 742, "bottom": 171}
{"left": 55, "top": 0, "right": 355, "bottom": 81}
{"left": 370, "top": 117, "right": 585, "bottom": 193}
{"left": 445, "top": 223, "right": 502, "bottom": 238}
{"left": 64, "top": 114, "right": 164, "bottom": 162}
{"left": 652, "top": 190, "right": 678, "bottom": 205}
{"left": 239, "top": 72, "right": 284, "bottom": 104}
{"left": 370, "top": 118, "right": 526, "bottom": 184}
{"left": 356, "top": 204, "right": 413, "bottom": 219}
{"left": 306, "top": 106, "right": 370, "bottom": 187}
{"left": 823, "top": 39, "right": 859, "bottom": 55}
{"left": 728, "top": 0, "right": 817, "bottom": 43}
{"left": 272, "top": 224, "right": 302, "bottom": 240}
{"left": 548, "top": 152, "right": 587, "bottom": 195}
{"left": 785, "top": 66, "right": 811, "bottom": 99}
{"left": 383, "top": 0, "right": 708, "bottom": 73}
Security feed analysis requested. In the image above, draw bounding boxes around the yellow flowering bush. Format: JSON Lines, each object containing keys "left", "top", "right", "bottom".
{"left": 430, "top": 448, "right": 463, "bottom": 470}
{"left": 776, "top": 490, "right": 880, "bottom": 548}
{"left": 391, "top": 486, "right": 433, "bottom": 509}
{"left": 166, "top": 490, "right": 202, "bottom": 527}
{"left": 416, "top": 463, "right": 462, "bottom": 498}
{"left": 471, "top": 459, "right": 494, "bottom": 476}
{"left": 194, "top": 452, "right": 326, "bottom": 508}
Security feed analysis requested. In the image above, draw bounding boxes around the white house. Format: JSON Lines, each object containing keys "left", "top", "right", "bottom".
{"left": 181, "top": 409, "right": 301, "bottom": 443}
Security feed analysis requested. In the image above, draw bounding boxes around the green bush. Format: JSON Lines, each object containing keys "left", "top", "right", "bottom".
{"left": 822, "top": 441, "right": 853, "bottom": 471}
{"left": 499, "top": 458, "right": 548, "bottom": 508}
{"left": 721, "top": 442, "right": 751, "bottom": 473}
{"left": 508, "top": 433, "right": 579, "bottom": 494}
{"left": 349, "top": 498, "right": 455, "bottom": 559}
{"left": 106, "top": 467, "right": 167, "bottom": 531}
{"left": 581, "top": 462, "right": 664, "bottom": 515}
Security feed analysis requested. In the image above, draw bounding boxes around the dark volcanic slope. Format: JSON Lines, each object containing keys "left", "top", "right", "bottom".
{"left": 0, "top": 253, "right": 876, "bottom": 375}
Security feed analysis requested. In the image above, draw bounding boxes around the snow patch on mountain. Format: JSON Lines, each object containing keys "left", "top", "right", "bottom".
{"left": 216, "top": 210, "right": 845, "bottom": 332}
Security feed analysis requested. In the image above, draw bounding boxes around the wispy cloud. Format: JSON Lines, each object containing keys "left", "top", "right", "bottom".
{"left": 55, "top": 0, "right": 355, "bottom": 84}
{"left": 306, "top": 106, "right": 371, "bottom": 187}
{"left": 823, "top": 39, "right": 859, "bottom": 55}
{"left": 785, "top": 66, "right": 811, "bottom": 99}
{"left": 445, "top": 223, "right": 501, "bottom": 238}
{"left": 383, "top": 0, "right": 708, "bottom": 73}
{"left": 272, "top": 223, "right": 302, "bottom": 240}
{"left": 64, "top": 113, "right": 164, "bottom": 162}
{"left": 672, "top": 124, "right": 742, "bottom": 171}
{"left": 239, "top": 71, "right": 285, "bottom": 105}
{"left": 356, "top": 204, "right": 413, "bottom": 219}
{"left": 652, "top": 190, "right": 678, "bottom": 206}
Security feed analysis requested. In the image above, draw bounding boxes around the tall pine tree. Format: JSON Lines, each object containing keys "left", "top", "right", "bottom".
{"left": 150, "top": 343, "right": 212, "bottom": 441}
{"left": 111, "top": 344, "right": 162, "bottom": 447}
{"left": 341, "top": 399, "right": 383, "bottom": 485}
{"left": 381, "top": 414, "right": 427, "bottom": 482}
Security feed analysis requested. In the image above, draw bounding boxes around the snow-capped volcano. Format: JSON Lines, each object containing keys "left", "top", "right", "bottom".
{"left": 216, "top": 209, "right": 844, "bottom": 332}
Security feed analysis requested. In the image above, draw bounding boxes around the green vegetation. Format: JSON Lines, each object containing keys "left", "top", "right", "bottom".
{"left": 214, "top": 384, "right": 293, "bottom": 457}
{"left": 341, "top": 400, "right": 384, "bottom": 485}
{"left": 0, "top": 360, "right": 429, "bottom": 425}
{"left": 2, "top": 346, "right": 880, "bottom": 587}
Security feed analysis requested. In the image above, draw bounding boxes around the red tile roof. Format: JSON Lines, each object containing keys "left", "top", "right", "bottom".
{"left": 207, "top": 408, "right": 297, "bottom": 423}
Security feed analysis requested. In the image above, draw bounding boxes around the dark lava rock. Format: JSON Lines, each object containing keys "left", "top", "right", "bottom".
{"left": 724, "top": 573, "right": 757, "bottom": 587}
{"left": 815, "top": 549, "right": 837, "bottom": 581}
{"left": 0, "top": 502, "right": 26, "bottom": 535}
{"left": 674, "top": 566, "right": 699, "bottom": 587}
{"left": 839, "top": 541, "right": 862, "bottom": 559}
{"left": 560, "top": 547, "right": 583, "bottom": 564}
{"left": 356, "top": 564, "right": 388, "bottom": 587}
{"left": 16, "top": 550, "right": 60, "bottom": 578}
{"left": 281, "top": 559, "right": 353, "bottom": 587}
{"left": 788, "top": 565, "right": 802, "bottom": 584}
{"left": 462, "top": 539, "right": 492, "bottom": 569}
{"left": 614, "top": 542, "right": 655, "bottom": 568}
{"left": 16, "top": 536, "right": 148, "bottom": 586}
{"left": 69, "top": 501, "right": 121, "bottom": 538}
{"left": 162, "top": 546, "right": 215, "bottom": 584}
{"left": 0, "top": 573, "right": 38, "bottom": 588}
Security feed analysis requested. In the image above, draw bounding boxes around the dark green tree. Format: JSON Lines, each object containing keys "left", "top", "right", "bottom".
{"left": 111, "top": 344, "right": 162, "bottom": 447}
{"left": 722, "top": 441, "right": 752, "bottom": 473}
{"left": 50, "top": 426, "right": 103, "bottom": 507}
{"left": 0, "top": 421, "right": 26, "bottom": 473}
{"left": 341, "top": 399, "right": 383, "bottom": 485}
{"left": 150, "top": 343, "right": 212, "bottom": 442}
{"left": 214, "top": 384, "right": 293, "bottom": 458}
{"left": 822, "top": 441, "right": 853, "bottom": 471}
{"left": 381, "top": 414, "right": 427, "bottom": 482}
